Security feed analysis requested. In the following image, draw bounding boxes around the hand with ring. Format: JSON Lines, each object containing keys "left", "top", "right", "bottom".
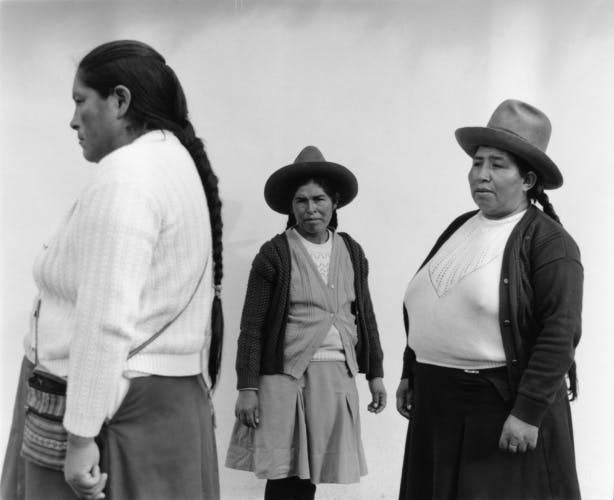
{"left": 498, "top": 414, "right": 539, "bottom": 453}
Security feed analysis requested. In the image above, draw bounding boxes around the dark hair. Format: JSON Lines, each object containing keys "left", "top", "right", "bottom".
{"left": 511, "top": 154, "right": 561, "bottom": 225}
{"left": 511, "top": 153, "right": 578, "bottom": 399}
{"left": 285, "top": 176, "right": 340, "bottom": 230}
{"left": 78, "top": 40, "right": 224, "bottom": 387}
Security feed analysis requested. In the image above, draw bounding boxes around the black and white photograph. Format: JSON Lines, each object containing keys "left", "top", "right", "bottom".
{"left": 1, "top": 1, "right": 613, "bottom": 499}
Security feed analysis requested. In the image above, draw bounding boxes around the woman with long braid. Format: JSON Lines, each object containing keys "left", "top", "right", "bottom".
{"left": 1, "top": 40, "right": 223, "bottom": 499}
{"left": 397, "top": 99, "right": 583, "bottom": 499}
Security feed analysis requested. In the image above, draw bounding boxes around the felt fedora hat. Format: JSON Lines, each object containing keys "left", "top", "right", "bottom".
{"left": 455, "top": 99, "right": 563, "bottom": 189}
{"left": 264, "top": 146, "right": 358, "bottom": 214}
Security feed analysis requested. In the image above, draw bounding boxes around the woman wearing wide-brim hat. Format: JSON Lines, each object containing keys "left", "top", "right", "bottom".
{"left": 226, "top": 146, "right": 386, "bottom": 500}
{"left": 397, "top": 100, "right": 582, "bottom": 499}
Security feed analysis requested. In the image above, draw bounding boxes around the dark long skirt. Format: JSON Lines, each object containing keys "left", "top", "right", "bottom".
{"left": 399, "top": 363, "right": 580, "bottom": 500}
{"left": 1, "top": 357, "right": 33, "bottom": 500}
{"left": 1, "top": 358, "right": 220, "bottom": 500}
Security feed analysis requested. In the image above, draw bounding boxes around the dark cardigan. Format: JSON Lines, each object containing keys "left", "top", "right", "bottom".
{"left": 402, "top": 206, "right": 583, "bottom": 426}
{"left": 235, "top": 231, "right": 384, "bottom": 389}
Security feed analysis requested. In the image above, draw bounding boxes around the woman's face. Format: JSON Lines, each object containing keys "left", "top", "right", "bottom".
{"left": 69, "top": 75, "right": 123, "bottom": 163}
{"left": 468, "top": 146, "right": 534, "bottom": 219}
{"left": 292, "top": 181, "right": 337, "bottom": 242}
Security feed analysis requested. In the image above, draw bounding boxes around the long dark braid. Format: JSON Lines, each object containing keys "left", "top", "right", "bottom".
{"left": 78, "top": 40, "right": 224, "bottom": 387}
{"left": 514, "top": 153, "right": 577, "bottom": 399}
{"left": 513, "top": 153, "right": 562, "bottom": 226}
{"left": 530, "top": 185, "right": 561, "bottom": 225}
{"left": 176, "top": 122, "right": 224, "bottom": 389}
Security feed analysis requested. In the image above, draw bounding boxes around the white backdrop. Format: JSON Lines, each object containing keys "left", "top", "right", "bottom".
{"left": 1, "top": 1, "right": 613, "bottom": 498}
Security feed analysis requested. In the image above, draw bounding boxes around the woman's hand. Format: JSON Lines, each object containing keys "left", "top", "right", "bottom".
{"left": 64, "top": 434, "right": 107, "bottom": 499}
{"left": 367, "top": 377, "right": 387, "bottom": 414}
{"left": 395, "top": 378, "right": 413, "bottom": 420}
{"left": 235, "top": 390, "right": 260, "bottom": 428}
{"left": 498, "top": 414, "right": 539, "bottom": 453}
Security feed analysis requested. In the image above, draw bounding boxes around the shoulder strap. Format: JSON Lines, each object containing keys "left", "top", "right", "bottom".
{"left": 34, "top": 263, "right": 208, "bottom": 363}
{"left": 128, "top": 263, "right": 208, "bottom": 359}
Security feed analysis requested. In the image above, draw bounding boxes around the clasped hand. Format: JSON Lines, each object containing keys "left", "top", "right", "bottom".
{"left": 367, "top": 377, "right": 387, "bottom": 414}
{"left": 498, "top": 414, "right": 539, "bottom": 453}
{"left": 64, "top": 434, "right": 107, "bottom": 499}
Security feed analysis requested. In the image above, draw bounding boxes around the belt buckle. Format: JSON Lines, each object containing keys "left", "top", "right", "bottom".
{"left": 463, "top": 369, "right": 480, "bottom": 374}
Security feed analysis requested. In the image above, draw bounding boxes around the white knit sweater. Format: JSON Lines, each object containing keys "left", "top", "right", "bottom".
{"left": 24, "top": 130, "right": 214, "bottom": 437}
{"left": 404, "top": 210, "right": 525, "bottom": 369}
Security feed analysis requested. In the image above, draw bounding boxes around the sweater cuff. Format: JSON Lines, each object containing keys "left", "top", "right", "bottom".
{"left": 366, "top": 355, "right": 384, "bottom": 380}
{"left": 401, "top": 361, "right": 412, "bottom": 380}
{"left": 237, "top": 372, "right": 260, "bottom": 390}
{"left": 510, "top": 392, "right": 550, "bottom": 427}
{"left": 401, "top": 346, "right": 414, "bottom": 380}
{"left": 63, "top": 413, "right": 103, "bottom": 438}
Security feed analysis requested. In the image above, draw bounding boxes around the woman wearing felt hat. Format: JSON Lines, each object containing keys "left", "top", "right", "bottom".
{"left": 397, "top": 99, "right": 583, "bottom": 499}
{"left": 226, "top": 146, "right": 386, "bottom": 500}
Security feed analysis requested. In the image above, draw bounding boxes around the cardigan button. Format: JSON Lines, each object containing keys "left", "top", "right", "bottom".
{"left": 503, "top": 319, "right": 511, "bottom": 326}
{"left": 511, "top": 359, "right": 519, "bottom": 365}
{"left": 503, "top": 278, "right": 509, "bottom": 284}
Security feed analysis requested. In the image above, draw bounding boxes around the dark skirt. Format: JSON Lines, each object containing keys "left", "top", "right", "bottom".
{"left": 399, "top": 363, "right": 580, "bottom": 500}
{"left": 1, "top": 358, "right": 220, "bottom": 500}
{"left": 1, "top": 357, "right": 32, "bottom": 500}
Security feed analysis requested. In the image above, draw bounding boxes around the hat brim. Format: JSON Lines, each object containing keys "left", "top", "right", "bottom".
{"left": 264, "top": 161, "right": 358, "bottom": 214}
{"left": 455, "top": 127, "right": 563, "bottom": 189}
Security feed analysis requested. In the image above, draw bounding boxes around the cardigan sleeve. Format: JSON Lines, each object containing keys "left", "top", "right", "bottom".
{"left": 235, "top": 243, "right": 277, "bottom": 389}
{"left": 360, "top": 252, "right": 384, "bottom": 379}
{"left": 338, "top": 232, "right": 384, "bottom": 379}
{"left": 401, "top": 306, "right": 416, "bottom": 384}
{"left": 64, "top": 180, "right": 161, "bottom": 437}
{"left": 511, "top": 231, "right": 583, "bottom": 426}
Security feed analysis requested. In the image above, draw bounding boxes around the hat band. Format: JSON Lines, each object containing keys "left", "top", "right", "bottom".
{"left": 488, "top": 126, "right": 531, "bottom": 144}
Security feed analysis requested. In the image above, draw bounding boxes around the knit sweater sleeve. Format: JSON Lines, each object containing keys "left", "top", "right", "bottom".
{"left": 339, "top": 233, "right": 384, "bottom": 379}
{"left": 63, "top": 179, "right": 161, "bottom": 437}
{"left": 511, "top": 229, "right": 583, "bottom": 426}
{"left": 359, "top": 249, "right": 384, "bottom": 379}
{"left": 235, "top": 241, "right": 278, "bottom": 389}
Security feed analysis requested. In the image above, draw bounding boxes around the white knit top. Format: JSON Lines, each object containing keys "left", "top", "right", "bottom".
{"left": 24, "top": 130, "right": 214, "bottom": 437}
{"left": 404, "top": 210, "right": 525, "bottom": 370}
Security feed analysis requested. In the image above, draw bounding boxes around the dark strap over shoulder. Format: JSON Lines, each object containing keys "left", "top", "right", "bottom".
{"left": 34, "top": 263, "right": 208, "bottom": 363}
{"left": 128, "top": 264, "right": 208, "bottom": 358}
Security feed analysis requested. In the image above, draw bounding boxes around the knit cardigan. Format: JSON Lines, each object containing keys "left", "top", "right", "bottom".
{"left": 402, "top": 206, "right": 583, "bottom": 426}
{"left": 235, "top": 231, "right": 384, "bottom": 389}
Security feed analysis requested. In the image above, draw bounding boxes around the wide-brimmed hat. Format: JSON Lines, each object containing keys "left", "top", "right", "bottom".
{"left": 455, "top": 99, "right": 563, "bottom": 189}
{"left": 264, "top": 146, "right": 358, "bottom": 214}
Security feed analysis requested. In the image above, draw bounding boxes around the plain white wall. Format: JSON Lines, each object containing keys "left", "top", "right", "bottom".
{"left": 1, "top": 1, "right": 613, "bottom": 498}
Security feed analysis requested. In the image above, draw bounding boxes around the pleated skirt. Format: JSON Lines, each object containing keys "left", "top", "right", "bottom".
{"left": 225, "top": 361, "right": 367, "bottom": 484}
{"left": 399, "top": 363, "right": 580, "bottom": 500}
{"left": 1, "top": 357, "right": 220, "bottom": 500}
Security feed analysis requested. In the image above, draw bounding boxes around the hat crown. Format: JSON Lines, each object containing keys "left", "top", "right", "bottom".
{"left": 264, "top": 145, "right": 358, "bottom": 213}
{"left": 294, "top": 145, "right": 326, "bottom": 164}
{"left": 487, "top": 99, "right": 551, "bottom": 152}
